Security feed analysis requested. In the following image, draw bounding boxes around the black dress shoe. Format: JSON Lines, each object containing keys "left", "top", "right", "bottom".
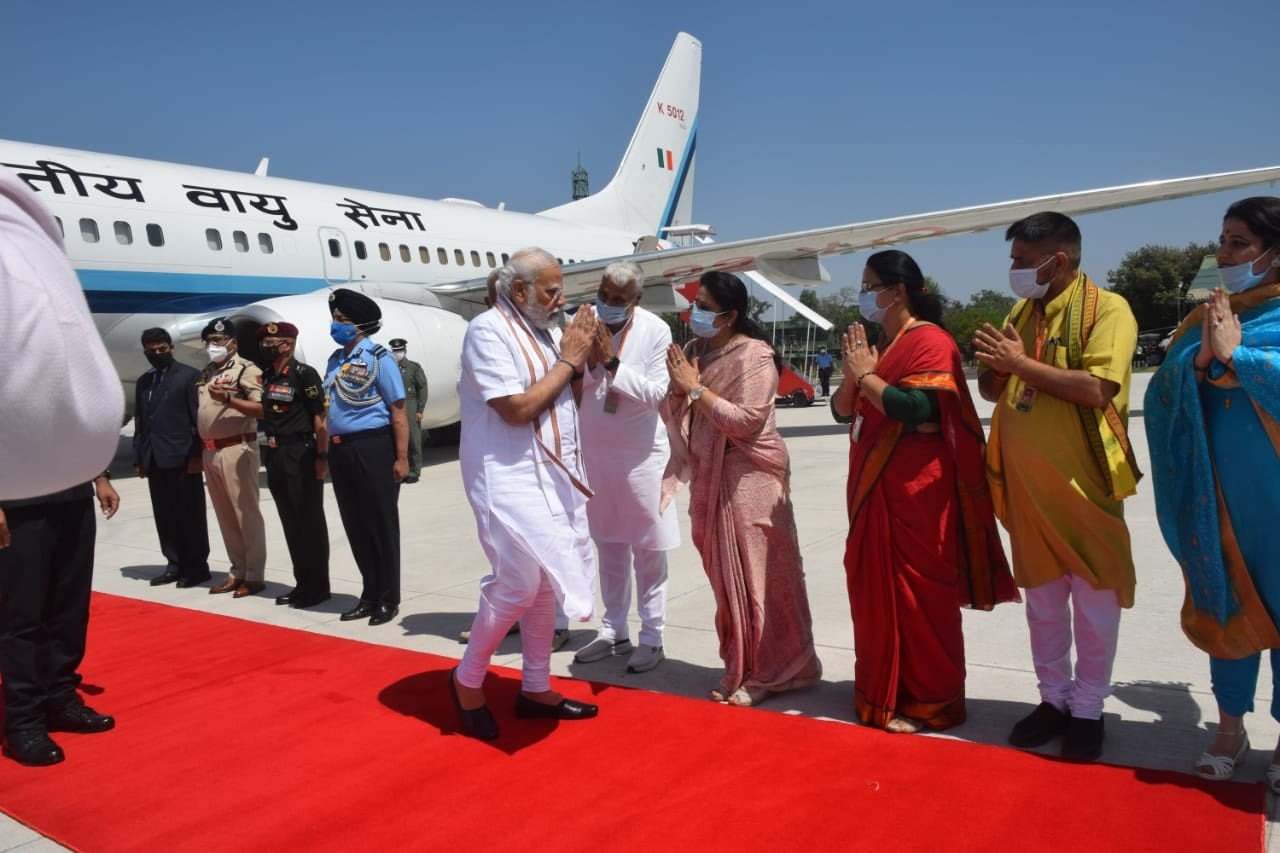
{"left": 1008, "top": 702, "right": 1070, "bottom": 749}
{"left": 275, "top": 590, "right": 298, "bottom": 606}
{"left": 514, "top": 692, "right": 598, "bottom": 720}
{"left": 47, "top": 703, "right": 115, "bottom": 734}
{"left": 149, "top": 570, "right": 180, "bottom": 586}
{"left": 2, "top": 731, "right": 64, "bottom": 766}
{"left": 1061, "top": 715, "right": 1105, "bottom": 762}
{"left": 449, "top": 667, "right": 499, "bottom": 741}
{"left": 289, "top": 592, "right": 331, "bottom": 610}
{"left": 175, "top": 573, "right": 211, "bottom": 589}
{"left": 340, "top": 603, "right": 374, "bottom": 621}
{"left": 368, "top": 605, "right": 399, "bottom": 626}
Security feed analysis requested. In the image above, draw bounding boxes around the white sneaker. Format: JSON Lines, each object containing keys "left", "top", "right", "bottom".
{"left": 626, "top": 644, "right": 665, "bottom": 673}
{"left": 573, "top": 634, "right": 633, "bottom": 663}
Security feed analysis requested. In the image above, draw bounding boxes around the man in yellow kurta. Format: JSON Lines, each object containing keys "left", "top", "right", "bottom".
{"left": 975, "top": 211, "right": 1140, "bottom": 763}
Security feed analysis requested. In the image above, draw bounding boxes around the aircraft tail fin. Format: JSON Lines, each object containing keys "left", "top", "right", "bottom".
{"left": 539, "top": 32, "right": 701, "bottom": 239}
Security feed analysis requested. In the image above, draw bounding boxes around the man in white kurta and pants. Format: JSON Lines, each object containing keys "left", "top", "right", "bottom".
{"left": 450, "top": 248, "right": 602, "bottom": 741}
{"left": 573, "top": 261, "right": 680, "bottom": 673}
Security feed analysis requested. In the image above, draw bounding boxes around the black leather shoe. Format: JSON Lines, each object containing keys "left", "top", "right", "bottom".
{"left": 47, "top": 703, "right": 115, "bottom": 734}
{"left": 289, "top": 592, "right": 331, "bottom": 610}
{"left": 2, "top": 731, "right": 64, "bottom": 766}
{"left": 368, "top": 605, "right": 399, "bottom": 626}
{"left": 449, "top": 667, "right": 499, "bottom": 741}
{"left": 340, "top": 603, "right": 374, "bottom": 621}
{"left": 149, "top": 570, "right": 180, "bottom": 586}
{"left": 1061, "top": 715, "right": 1105, "bottom": 762}
{"left": 1008, "top": 702, "right": 1070, "bottom": 748}
{"left": 175, "top": 573, "right": 211, "bottom": 589}
{"left": 275, "top": 590, "right": 298, "bottom": 606}
{"left": 514, "top": 692, "right": 598, "bottom": 720}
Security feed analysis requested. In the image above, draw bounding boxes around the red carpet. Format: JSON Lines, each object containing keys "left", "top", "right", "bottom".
{"left": 0, "top": 593, "right": 1263, "bottom": 852}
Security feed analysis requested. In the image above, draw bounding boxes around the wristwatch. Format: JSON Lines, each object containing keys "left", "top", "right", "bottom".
{"left": 604, "top": 355, "right": 621, "bottom": 373}
{"left": 689, "top": 386, "right": 705, "bottom": 401}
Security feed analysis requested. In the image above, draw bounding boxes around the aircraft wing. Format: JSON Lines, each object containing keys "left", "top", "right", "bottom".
{"left": 427, "top": 163, "right": 1280, "bottom": 309}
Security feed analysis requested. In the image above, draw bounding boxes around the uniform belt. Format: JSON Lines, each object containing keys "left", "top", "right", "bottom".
{"left": 203, "top": 433, "right": 257, "bottom": 451}
{"left": 266, "top": 433, "right": 313, "bottom": 448}
{"left": 330, "top": 426, "right": 390, "bottom": 446}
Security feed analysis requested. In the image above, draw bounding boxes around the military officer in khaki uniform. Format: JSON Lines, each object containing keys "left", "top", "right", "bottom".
{"left": 388, "top": 338, "right": 428, "bottom": 483}
{"left": 196, "top": 317, "right": 268, "bottom": 597}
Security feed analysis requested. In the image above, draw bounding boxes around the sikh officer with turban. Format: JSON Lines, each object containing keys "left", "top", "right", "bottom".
{"left": 324, "top": 289, "right": 408, "bottom": 626}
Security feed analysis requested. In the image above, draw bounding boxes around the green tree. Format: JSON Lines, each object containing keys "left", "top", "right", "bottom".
{"left": 943, "top": 288, "right": 1017, "bottom": 357}
{"left": 1107, "top": 242, "right": 1216, "bottom": 331}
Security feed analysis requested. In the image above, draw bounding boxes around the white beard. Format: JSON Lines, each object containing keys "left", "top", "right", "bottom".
{"left": 521, "top": 300, "right": 562, "bottom": 331}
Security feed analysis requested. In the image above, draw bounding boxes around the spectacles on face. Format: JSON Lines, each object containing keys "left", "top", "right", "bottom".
{"left": 260, "top": 339, "right": 286, "bottom": 349}
{"left": 860, "top": 283, "right": 890, "bottom": 294}
{"left": 204, "top": 335, "right": 231, "bottom": 345}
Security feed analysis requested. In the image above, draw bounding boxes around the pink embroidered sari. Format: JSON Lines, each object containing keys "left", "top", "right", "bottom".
{"left": 666, "top": 337, "right": 822, "bottom": 697}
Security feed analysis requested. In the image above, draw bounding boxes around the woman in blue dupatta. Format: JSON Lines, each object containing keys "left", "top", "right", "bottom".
{"left": 1145, "top": 196, "right": 1280, "bottom": 788}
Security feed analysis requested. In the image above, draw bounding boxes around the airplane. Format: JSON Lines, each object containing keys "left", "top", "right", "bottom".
{"left": 4, "top": 30, "right": 1279, "bottom": 439}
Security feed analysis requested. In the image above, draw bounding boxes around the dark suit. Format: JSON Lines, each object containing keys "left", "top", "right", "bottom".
{"left": 133, "top": 362, "right": 210, "bottom": 581}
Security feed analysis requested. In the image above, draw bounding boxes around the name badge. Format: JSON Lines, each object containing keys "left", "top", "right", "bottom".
{"left": 1015, "top": 384, "right": 1038, "bottom": 413}
{"left": 603, "top": 389, "right": 620, "bottom": 414}
{"left": 266, "top": 383, "right": 294, "bottom": 403}
{"left": 852, "top": 413, "right": 864, "bottom": 443}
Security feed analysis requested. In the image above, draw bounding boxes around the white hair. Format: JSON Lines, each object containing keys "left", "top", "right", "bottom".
{"left": 602, "top": 260, "right": 643, "bottom": 299}
{"left": 496, "top": 247, "right": 559, "bottom": 300}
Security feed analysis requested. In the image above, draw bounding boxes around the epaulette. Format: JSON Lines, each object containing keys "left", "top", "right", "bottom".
{"left": 369, "top": 344, "right": 388, "bottom": 359}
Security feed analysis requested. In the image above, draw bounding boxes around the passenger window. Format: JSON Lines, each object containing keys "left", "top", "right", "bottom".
{"left": 53, "top": 216, "right": 64, "bottom": 238}
{"left": 501, "top": 252, "right": 510, "bottom": 264}
{"left": 437, "top": 247, "right": 448, "bottom": 264}
{"left": 234, "top": 230, "right": 250, "bottom": 253}
{"left": 453, "top": 248, "right": 464, "bottom": 266}
{"left": 114, "top": 221, "right": 133, "bottom": 245}
{"left": 485, "top": 251, "right": 496, "bottom": 268}
{"left": 354, "top": 241, "right": 367, "bottom": 260}
{"left": 146, "top": 224, "right": 164, "bottom": 247}
{"left": 80, "top": 218, "right": 99, "bottom": 243}
{"left": 258, "top": 233, "right": 274, "bottom": 254}
{"left": 400, "top": 244, "right": 411, "bottom": 263}
{"left": 419, "top": 246, "right": 430, "bottom": 264}
{"left": 379, "top": 243, "right": 391, "bottom": 261}
{"left": 206, "top": 229, "right": 222, "bottom": 251}
{"left": 328, "top": 238, "right": 342, "bottom": 258}
{"left": 470, "top": 250, "right": 481, "bottom": 267}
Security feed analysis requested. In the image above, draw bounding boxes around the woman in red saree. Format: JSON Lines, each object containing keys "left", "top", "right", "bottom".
{"left": 834, "top": 250, "right": 1017, "bottom": 732}
{"left": 664, "top": 271, "right": 822, "bottom": 707}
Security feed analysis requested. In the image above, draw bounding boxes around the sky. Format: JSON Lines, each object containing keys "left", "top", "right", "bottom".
{"left": 3, "top": 0, "right": 1278, "bottom": 326}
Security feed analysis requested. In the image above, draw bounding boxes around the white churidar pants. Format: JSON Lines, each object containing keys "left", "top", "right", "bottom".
{"left": 595, "top": 541, "right": 669, "bottom": 647}
{"left": 1025, "top": 573, "right": 1122, "bottom": 720}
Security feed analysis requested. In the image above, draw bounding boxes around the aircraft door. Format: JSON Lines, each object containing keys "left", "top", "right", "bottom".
{"left": 318, "top": 227, "right": 351, "bottom": 283}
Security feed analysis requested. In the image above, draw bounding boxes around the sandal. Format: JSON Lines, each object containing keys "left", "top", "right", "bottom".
{"left": 886, "top": 715, "right": 923, "bottom": 734}
{"left": 1266, "top": 763, "right": 1280, "bottom": 795}
{"left": 726, "top": 687, "right": 769, "bottom": 707}
{"left": 1195, "top": 730, "right": 1249, "bottom": 780}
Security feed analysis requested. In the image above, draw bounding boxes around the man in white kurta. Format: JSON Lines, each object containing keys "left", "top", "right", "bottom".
{"left": 451, "top": 248, "right": 601, "bottom": 740}
{"left": 574, "top": 262, "right": 680, "bottom": 673}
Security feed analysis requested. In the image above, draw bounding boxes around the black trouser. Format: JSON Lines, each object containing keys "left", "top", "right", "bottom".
{"left": 406, "top": 403, "right": 423, "bottom": 478}
{"left": 264, "top": 439, "right": 330, "bottom": 596}
{"left": 819, "top": 367, "right": 833, "bottom": 397}
{"left": 327, "top": 429, "right": 400, "bottom": 607}
{"left": 147, "top": 464, "right": 210, "bottom": 580}
{"left": 0, "top": 498, "right": 95, "bottom": 734}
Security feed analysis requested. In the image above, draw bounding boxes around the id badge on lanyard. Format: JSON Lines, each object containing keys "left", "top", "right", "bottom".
{"left": 852, "top": 413, "right": 864, "bottom": 442}
{"left": 1015, "top": 317, "right": 1057, "bottom": 413}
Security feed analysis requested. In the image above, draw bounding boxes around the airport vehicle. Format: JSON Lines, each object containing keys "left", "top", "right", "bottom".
{"left": 4, "top": 32, "right": 1279, "bottom": 431}
{"left": 776, "top": 364, "right": 816, "bottom": 408}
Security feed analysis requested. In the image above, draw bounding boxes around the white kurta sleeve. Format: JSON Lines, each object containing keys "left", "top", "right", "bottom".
{"left": 0, "top": 174, "right": 124, "bottom": 500}
{"left": 610, "top": 315, "right": 671, "bottom": 408}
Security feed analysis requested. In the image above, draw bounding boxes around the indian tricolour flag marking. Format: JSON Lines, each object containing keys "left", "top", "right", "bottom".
{"left": 656, "top": 148, "right": 673, "bottom": 171}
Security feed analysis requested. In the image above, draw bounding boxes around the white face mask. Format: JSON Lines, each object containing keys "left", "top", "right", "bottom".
{"left": 858, "top": 288, "right": 888, "bottom": 323}
{"left": 1218, "top": 247, "right": 1277, "bottom": 294}
{"left": 206, "top": 343, "right": 229, "bottom": 362}
{"left": 393, "top": 351, "right": 406, "bottom": 363}
{"left": 1008, "top": 255, "right": 1057, "bottom": 300}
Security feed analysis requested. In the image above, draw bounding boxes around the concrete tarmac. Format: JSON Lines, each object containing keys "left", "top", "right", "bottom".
{"left": 3, "top": 372, "right": 1277, "bottom": 851}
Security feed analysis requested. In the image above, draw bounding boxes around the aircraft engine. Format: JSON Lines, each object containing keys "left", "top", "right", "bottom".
{"left": 227, "top": 292, "right": 466, "bottom": 430}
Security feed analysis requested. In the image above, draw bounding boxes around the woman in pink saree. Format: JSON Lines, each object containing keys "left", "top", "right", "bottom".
{"left": 664, "top": 271, "right": 822, "bottom": 706}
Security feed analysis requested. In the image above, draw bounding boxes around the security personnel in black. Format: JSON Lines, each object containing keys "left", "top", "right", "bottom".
{"left": 256, "top": 322, "right": 332, "bottom": 609}
{"left": 388, "top": 338, "right": 428, "bottom": 483}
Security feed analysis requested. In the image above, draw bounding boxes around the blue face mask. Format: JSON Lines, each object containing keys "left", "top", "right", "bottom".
{"left": 330, "top": 322, "right": 359, "bottom": 344}
{"left": 858, "top": 289, "right": 887, "bottom": 323}
{"left": 595, "top": 299, "right": 631, "bottom": 326}
{"left": 688, "top": 306, "right": 726, "bottom": 339}
{"left": 1218, "top": 248, "right": 1277, "bottom": 293}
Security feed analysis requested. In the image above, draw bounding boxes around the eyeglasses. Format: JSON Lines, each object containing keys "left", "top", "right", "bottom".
{"left": 860, "top": 283, "right": 890, "bottom": 294}
{"left": 204, "top": 336, "right": 231, "bottom": 345}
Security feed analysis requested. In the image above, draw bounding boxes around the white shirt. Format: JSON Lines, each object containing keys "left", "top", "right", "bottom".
{"left": 579, "top": 307, "right": 680, "bottom": 550}
{"left": 0, "top": 173, "right": 124, "bottom": 500}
